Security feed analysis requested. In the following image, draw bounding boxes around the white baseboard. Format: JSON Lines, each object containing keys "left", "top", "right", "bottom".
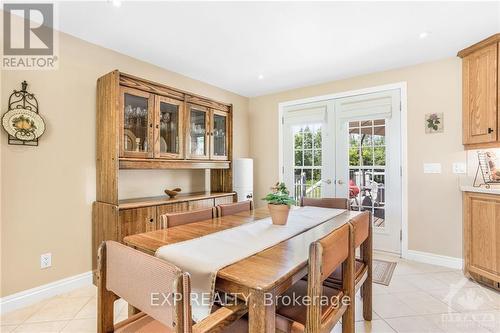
{"left": 0, "top": 271, "right": 93, "bottom": 315}
{"left": 406, "top": 250, "right": 463, "bottom": 270}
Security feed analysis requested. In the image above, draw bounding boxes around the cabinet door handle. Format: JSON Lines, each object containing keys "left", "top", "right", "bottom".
{"left": 148, "top": 218, "right": 154, "bottom": 223}
{"left": 155, "top": 124, "right": 159, "bottom": 129}
{"left": 488, "top": 128, "right": 494, "bottom": 134}
{"left": 149, "top": 123, "right": 153, "bottom": 128}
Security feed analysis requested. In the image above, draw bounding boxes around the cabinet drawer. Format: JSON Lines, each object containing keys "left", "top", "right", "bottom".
{"left": 189, "top": 198, "right": 214, "bottom": 209}
{"left": 118, "top": 206, "right": 156, "bottom": 241}
{"left": 214, "top": 195, "right": 234, "bottom": 206}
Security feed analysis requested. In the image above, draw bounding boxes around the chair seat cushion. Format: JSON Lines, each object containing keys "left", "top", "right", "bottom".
{"left": 324, "top": 259, "right": 366, "bottom": 286}
{"left": 275, "top": 279, "right": 343, "bottom": 331}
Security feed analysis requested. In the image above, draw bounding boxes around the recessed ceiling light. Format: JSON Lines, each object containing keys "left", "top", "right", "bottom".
{"left": 258, "top": 74, "right": 264, "bottom": 80}
{"left": 419, "top": 31, "right": 430, "bottom": 39}
{"left": 111, "top": 0, "right": 122, "bottom": 7}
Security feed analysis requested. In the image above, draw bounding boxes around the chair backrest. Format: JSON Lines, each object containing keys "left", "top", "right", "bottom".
{"left": 160, "top": 207, "right": 215, "bottom": 228}
{"left": 351, "top": 211, "right": 370, "bottom": 248}
{"left": 216, "top": 200, "right": 253, "bottom": 217}
{"left": 302, "top": 197, "right": 350, "bottom": 210}
{"left": 306, "top": 223, "right": 354, "bottom": 332}
{"left": 98, "top": 241, "right": 188, "bottom": 333}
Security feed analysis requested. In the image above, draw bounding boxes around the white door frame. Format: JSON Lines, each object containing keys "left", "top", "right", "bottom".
{"left": 278, "top": 82, "right": 408, "bottom": 258}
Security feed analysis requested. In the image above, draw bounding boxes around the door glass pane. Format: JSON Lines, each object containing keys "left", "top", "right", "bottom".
{"left": 348, "top": 119, "right": 386, "bottom": 229}
{"left": 292, "top": 124, "right": 322, "bottom": 203}
{"left": 159, "top": 101, "right": 179, "bottom": 154}
{"left": 123, "top": 93, "right": 149, "bottom": 152}
{"left": 213, "top": 114, "right": 226, "bottom": 156}
{"left": 190, "top": 109, "right": 206, "bottom": 155}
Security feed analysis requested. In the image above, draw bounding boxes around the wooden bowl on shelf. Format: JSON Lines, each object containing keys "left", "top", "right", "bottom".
{"left": 165, "top": 188, "right": 182, "bottom": 198}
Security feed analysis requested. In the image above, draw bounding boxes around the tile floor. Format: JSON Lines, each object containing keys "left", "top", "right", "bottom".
{"left": 1, "top": 253, "right": 499, "bottom": 333}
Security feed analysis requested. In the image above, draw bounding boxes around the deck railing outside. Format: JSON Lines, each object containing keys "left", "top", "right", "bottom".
{"left": 294, "top": 172, "right": 322, "bottom": 204}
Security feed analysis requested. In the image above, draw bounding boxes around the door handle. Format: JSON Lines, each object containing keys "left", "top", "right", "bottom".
{"left": 337, "top": 180, "right": 344, "bottom": 185}
{"left": 323, "top": 179, "right": 332, "bottom": 185}
{"left": 488, "top": 128, "right": 494, "bottom": 134}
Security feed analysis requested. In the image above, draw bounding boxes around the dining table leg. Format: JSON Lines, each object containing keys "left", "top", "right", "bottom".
{"left": 248, "top": 289, "right": 275, "bottom": 333}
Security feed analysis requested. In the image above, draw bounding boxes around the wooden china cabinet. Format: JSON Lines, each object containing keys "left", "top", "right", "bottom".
{"left": 92, "top": 70, "right": 235, "bottom": 282}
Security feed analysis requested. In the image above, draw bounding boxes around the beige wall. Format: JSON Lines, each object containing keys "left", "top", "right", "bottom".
{"left": 248, "top": 57, "right": 465, "bottom": 259}
{"left": 1, "top": 31, "right": 249, "bottom": 297}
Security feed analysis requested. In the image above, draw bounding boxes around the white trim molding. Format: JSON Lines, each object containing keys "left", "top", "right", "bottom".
{"left": 0, "top": 271, "right": 93, "bottom": 315}
{"left": 406, "top": 250, "right": 464, "bottom": 270}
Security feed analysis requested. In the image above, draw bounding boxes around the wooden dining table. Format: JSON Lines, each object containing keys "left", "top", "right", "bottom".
{"left": 123, "top": 206, "right": 364, "bottom": 333}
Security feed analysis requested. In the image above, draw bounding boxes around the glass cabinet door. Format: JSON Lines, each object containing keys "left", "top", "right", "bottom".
{"left": 210, "top": 110, "right": 229, "bottom": 160}
{"left": 120, "top": 87, "right": 154, "bottom": 158}
{"left": 155, "top": 96, "right": 184, "bottom": 159}
{"left": 187, "top": 104, "right": 209, "bottom": 159}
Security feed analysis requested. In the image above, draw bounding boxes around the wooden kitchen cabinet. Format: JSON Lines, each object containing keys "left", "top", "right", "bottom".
{"left": 463, "top": 192, "right": 500, "bottom": 290}
{"left": 458, "top": 34, "right": 500, "bottom": 149}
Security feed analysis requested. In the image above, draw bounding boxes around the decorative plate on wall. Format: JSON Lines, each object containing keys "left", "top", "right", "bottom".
{"left": 2, "top": 81, "right": 46, "bottom": 146}
{"left": 2, "top": 108, "right": 46, "bottom": 141}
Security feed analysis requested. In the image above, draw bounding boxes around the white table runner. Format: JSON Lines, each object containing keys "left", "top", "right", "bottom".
{"left": 155, "top": 206, "right": 345, "bottom": 322}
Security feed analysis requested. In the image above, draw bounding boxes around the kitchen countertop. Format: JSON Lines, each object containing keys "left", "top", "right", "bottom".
{"left": 460, "top": 185, "right": 500, "bottom": 195}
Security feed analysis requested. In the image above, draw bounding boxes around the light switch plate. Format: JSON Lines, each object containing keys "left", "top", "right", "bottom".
{"left": 423, "top": 163, "right": 442, "bottom": 174}
{"left": 452, "top": 162, "right": 467, "bottom": 174}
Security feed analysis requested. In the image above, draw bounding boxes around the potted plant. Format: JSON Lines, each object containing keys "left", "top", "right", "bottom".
{"left": 262, "top": 182, "right": 295, "bottom": 225}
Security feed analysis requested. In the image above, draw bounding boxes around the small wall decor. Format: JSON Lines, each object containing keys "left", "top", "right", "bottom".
{"left": 2, "top": 81, "right": 45, "bottom": 146}
{"left": 425, "top": 112, "right": 443, "bottom": 134}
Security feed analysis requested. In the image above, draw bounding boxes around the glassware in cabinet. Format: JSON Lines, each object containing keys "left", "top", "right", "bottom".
{"left": 155, "top": 96, "right": 184, "bottom": 159}
{"left": 120, "top": 86, "right": 154, "bottom": 158}
{"left": 187, "top": 104, "right": 209, "bottom": 159}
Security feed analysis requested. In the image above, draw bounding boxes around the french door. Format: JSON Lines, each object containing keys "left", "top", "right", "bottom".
{"left": 282, "top": 89, "right": 402, "bottom": 254}
{"left": 283, "top": 101, "right": 335, "bottom": 201}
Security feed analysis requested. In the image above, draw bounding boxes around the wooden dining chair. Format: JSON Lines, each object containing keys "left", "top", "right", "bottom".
{"left": 97, "top": 241, "right": 248, "bottom": 333}
{"left": 216, "top": 200, "right": 253, "bottom": 217}
{"left": 160, "top": 207, "right": 215, "bottom": 229}
{"left": 275, "top": 223, "right": 355, "bottom": 333}
{"left": 323, "top": 211, "right": 372, "bottom": 321}
{"left": 301, "top": 197, "right": 350, "bottom": 210}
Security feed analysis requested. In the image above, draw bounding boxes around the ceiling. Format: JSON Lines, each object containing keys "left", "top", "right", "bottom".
{"left": 58, "top": 1, "right": 500, "bottom": 97}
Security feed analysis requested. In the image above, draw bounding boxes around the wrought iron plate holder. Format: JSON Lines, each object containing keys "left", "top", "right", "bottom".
{"left": 5, "top": 81, "right": 41, "bottom": 146}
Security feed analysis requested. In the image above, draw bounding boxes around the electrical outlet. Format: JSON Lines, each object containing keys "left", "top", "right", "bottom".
{"left": 40, "top": 253, "right": 51, "bottom": 269}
